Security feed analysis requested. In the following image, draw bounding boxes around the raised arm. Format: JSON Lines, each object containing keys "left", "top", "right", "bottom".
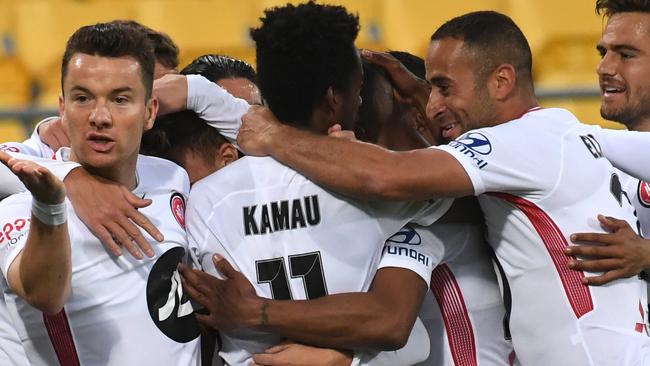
{"left": 153, "top": 74, "right": 249, "bottom": 143}
{"left": 180, "top": 256, "right": 427, "bottom": 350}
{"left": 0, "top": 153, "right": 70, "bottom": 314}
{"left": 237, "top": 106, "right": 473, "bottom": 201}
{"left": 589, "top": 126, "right": 650, "bottom": 182}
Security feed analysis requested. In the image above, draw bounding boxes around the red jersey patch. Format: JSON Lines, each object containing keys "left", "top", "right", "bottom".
{"left": 170, "top": 193, "right": 186, "bottom": 229}
{"left": 638, "top": 181, "right": 650, "bottom": 208}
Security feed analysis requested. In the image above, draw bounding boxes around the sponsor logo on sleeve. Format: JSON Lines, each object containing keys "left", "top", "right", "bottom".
{"left": 383, "top": 225, "right": 431, "bottom": 267}
{"left": 387, "top": 225, "right": 421, "bottom": 245}
{"left": 448, "top": 132, "right": 491, "bottom": 169}
{"left": 0, "top": 144, "right": 20, "bottom": 153}
{"left": 170, "top": 192, "right": 186, "bottom": 229}
{"left": 638, "top": 181, "right": 650, "bottom": 208}
{"left": 0, "top": 218, "right": 31, "bottom": 247}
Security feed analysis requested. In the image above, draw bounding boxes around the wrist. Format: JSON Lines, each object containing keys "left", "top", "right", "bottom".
{"left": 245, "top": 296, "right": 268, "bottom": 329}
{"left": 32, "top": 199, "right": 67, "bottom": 226}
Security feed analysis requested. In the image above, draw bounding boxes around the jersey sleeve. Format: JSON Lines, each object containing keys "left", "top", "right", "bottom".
{"left": 435, "top": 129, "right": 546, "bottom": 196}
{"left": 0, "top": 195, "right": 32, "bottom": 281}
{"left": 6, "top": 152, "right": 81, "bottom": 183}
{"left": 367, "top": 198, "right": 453, "bottom": 240}
{"left": 377, "top": 224, "right": 444, "bottom": 286}
{"left": 351, "top": 317, "right": 430, "bottom": 366}
{"left": 186, "top": 74, "right": 250, "bottom": 144}
{"left": 586, "top": 125, "right": 650, "bottom": 182}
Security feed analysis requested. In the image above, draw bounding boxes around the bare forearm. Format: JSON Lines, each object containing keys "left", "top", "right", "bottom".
{"left": 18, "top": 218, "right": 71, "bottom": 314}
{"left": 252, "top": 292, "right": 406, "bottom": 350}
{"left": 269, "top": 126, "right": 471, "bottom": 200}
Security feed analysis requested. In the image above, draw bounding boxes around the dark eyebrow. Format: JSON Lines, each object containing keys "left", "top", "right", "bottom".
{"left": 429, "top": 76, "right": 451, "bottom": 85}
{"left": 110, "top": 87, "right": 134, "bottom": 95}
{"left": 70, "top": 86, "right": 92, "bottom": 94}
{"left": 611, "top": 44, "right": 641, "bottom": 53}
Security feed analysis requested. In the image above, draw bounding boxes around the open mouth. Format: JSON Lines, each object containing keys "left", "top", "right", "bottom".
{"left": 441, "top": 122, "right": 461, "bottom": 141}
{"left": 87, "top": 133, "right": 115, "bottom": 152}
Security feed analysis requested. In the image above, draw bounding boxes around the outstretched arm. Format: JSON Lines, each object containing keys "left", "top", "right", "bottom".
{"left": 180, "top": 256, "right": 427, "bottom": 350}
{"left": 237, "top": 106, "right": 473, "bottom": 201}
{"left": 0, "top": 152, "right": 70, "bottom": 314}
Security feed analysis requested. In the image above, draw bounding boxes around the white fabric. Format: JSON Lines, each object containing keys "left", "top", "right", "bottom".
{"left": 0, "top": 291, "right": 28, "bottom": 365}
{"left": 435, "top": 108, "right": 650, "bottom": 366}
{"left": 353, "top": 317, "right": 430, "bottom": 366}
{"left": 378, "top": 202, "right": 513, "bottom": 366}
{"left": 0, "top": 155, "right": 200, "bottom": 366}
{"left": 186, "top": 74, "right": 250, "bottom": 144}
{"left": 588, "top": 126, "right": 650, "bottom": 183}
{"left": 186, "top": 155, "right": 452, "bottom": 366}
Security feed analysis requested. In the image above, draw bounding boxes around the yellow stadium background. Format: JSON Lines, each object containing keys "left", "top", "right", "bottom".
{"left": 0, "top": 0, "right": 619, "bottom": 142}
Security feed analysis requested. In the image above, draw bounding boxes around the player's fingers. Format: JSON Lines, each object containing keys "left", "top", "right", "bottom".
{"left": 251, "top": 353, "right": 279, "bottom": 366}
{"left": 361, "top": 49, "right": 395, "bottom": 66}
{"left": 0, "top": 151, "right": 12, "bottom": 165}
{"left": 327, "top": 124, "right": 342, "bottom": 135}
{"left": 598, "top": 214, "right": 630, "bottom": 231}
{"left": 569, "top": 258, "right": 623, "bottom": 272}
{"left": 93, "top": 226, "right": 123, "bottom": 257}
{"left": 263, "top": 344, "right": 291, "bottom": 354}
{"left": 564, "top": 244, "right": 617, "bottom": 258}
{"left": 583, "top": 270, "right": 631, "bottom": 286}
{"left": 129, "top": 209, "right": 164, "bottom": 243}
{"left": 195, "top": 313, "right": 217, "bottom": 329}
{"left": 106, "top": 222, "right": 143, "bottom": 260}
{"left": 569, "top": 233, "right": 616, "bottom": 246}
{"left": 179, "top": 275, "right": 210, "bottom": 308}
{"left": 213, "top": 254, "right": 240, "bottom": 279}
{"left": 119, "top": 216, "right": 155, "bottom": 257}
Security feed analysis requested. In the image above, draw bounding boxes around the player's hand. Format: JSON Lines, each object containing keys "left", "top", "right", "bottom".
{"left": 38, "top": 117, "right": 70, "bottom": 152}
{"left": 153, "top": 73, "right": 188, "bottom": 116}
{"left": 361, "top": 49, "right": 430, "bottom": 104}
{"left": 328, "top": 124, "right": 357, "bottom": 142}
{"left": 238, "top": 105, "right": 285, "bottom": 156}
{"left": 0, "top": 151, "right": 65, "bottom": 204}
{"left": 63, "top": 168, "right": 162, "bottom": 259}
{"left": 251, "top": 341, "right": 353, "bottom": 366}
{"left": 179, "top": 254, "right": 260, "bottom": 331}
{"left": 567, "top": 215, "right": 650, "bottom": 285}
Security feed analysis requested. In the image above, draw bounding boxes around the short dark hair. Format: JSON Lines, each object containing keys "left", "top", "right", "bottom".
{"left": 356, "top": 51, "right": 425, "bottom": 142}
{"left": 61, "top": 21, "right": 155, "bottom": 99}
{"left": 431, "top": 11, "right": 533, "bottom": 87}
{"left": 114, "top": 20, "right": 180, "bottom": 70}
{"left": 389, "top": 51, "right": 426, "bottom": 79}
{"left": 250, "top": 1, "right": 360, "bottom": 126}
{"left": 140, "top": 110, "right": 228, "bottom": 163}
{"left": 181, "top": 54, "right": 257, "bottom": 83}
{"left": 596, "top": 0, "right": 650, "bottom": 16}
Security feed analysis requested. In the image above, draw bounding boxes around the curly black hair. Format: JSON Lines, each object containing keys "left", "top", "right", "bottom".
{"left": 181, "top": 54, "right": 257, "bottom": 83}
{"left": 250, "top": 1, "right": 359, "bottom": 126}
{"left": 596, "top": 0, "right": 650, "bottom": 16}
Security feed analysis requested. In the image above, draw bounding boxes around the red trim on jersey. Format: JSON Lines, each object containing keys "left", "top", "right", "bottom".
{"left": 430, "top": 264, "right": 477, "bottom": 366}
{"left": 517, "top": 106, "right": 543, "bottom": 119}
{"left": 489, "top": 192, "right": 593, "bottom": 318}
{"left": 43, "top": 309, "right": 81, "bottom": 366}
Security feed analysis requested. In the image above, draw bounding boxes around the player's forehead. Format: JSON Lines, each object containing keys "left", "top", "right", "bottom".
{"left": 601, "top": 12, "right": 650, "bottom": 46}
{"left": 425, "top": 38, "right": 476, "bottom": 83}
{"left": 63, "top": 53, "right": 145, "bottom": 93}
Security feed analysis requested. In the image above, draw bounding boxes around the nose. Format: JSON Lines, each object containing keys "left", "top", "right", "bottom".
{"left": 89, "top": 100, "right": 112, "bottom": 129}
{"left": 597, "top": 50, "right": 616, "bottom": 79}
{"left": 425, "top": 88, "right": 446, "bottom": 121}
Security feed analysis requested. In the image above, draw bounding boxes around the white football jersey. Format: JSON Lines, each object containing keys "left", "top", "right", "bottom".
{"left": 437, "top": 108, "right": 650, "bottom": 366}
{"left": 0, "top": 293, "right": 28, "bottom": 365}
{"left": 379, "top": 198, "right": 513, "bottom": 366}
{"left": 0, "top": 153, "right": 201, "bottom": 366}
{"left": 186, "top": 156, "right": 452, "bottom": 366}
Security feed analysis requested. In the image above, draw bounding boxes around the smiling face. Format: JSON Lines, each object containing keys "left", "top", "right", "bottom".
{"left": 597, "top": 12, "right": 650, "bottom": 130}
{"left": 60, "top": 53, "right": 157, "bottom": 186}
{"left": 425, "top": 38, "right": 497, "bottom": 141}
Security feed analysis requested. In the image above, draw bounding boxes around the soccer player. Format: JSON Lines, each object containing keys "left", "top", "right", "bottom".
{"left": 180, "top": 3, "right": 451, "bottom": 365}
{"left": 221, "top": 54, "right": 513, "bottom": 366}
{"left": 237, "top": 11, "right": 650, "bottom": 365}
{"left": 566, "top": 0, "right": 650, "bottom": 286}
{"left": 0, "top": 22, "right": 200, "bottom": 365}
{"left": 181, "top": 54, "right": 262, "bottom": 106}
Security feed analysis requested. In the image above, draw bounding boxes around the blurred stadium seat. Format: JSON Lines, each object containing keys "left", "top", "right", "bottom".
{"left": 378, "top": 0, "right": 508, "bottom": 56}
{"left": 509, "top": 0, "right": 603, "bottom": 88}
{"left": 136, "top": 0, "right": 259, "bottom": 68}
{"left": 14, "top": 0, "right": 136, "bottom": 106}
{"left": 0, "top": 120, "right": 27, "bottom": 142}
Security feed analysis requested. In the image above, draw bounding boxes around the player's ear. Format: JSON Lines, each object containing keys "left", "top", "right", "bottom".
{"left": 144, "top": 97, "right": 159, "bottom": 131}
{"left": 58, "top": 94, "right": 66, "bottom": 128}
{"left": 491, "top": 64, "right": 516, "bottom": 101}
{"left": 217, "top": 143, "right": 239, "bottom": 167}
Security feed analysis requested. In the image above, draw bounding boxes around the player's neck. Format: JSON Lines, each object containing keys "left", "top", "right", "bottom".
{"left": 627, "top": 117, "right": 650, "bottom": 132}
{"left": 72, "top": 153, "right": 139, "bottom": 191}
